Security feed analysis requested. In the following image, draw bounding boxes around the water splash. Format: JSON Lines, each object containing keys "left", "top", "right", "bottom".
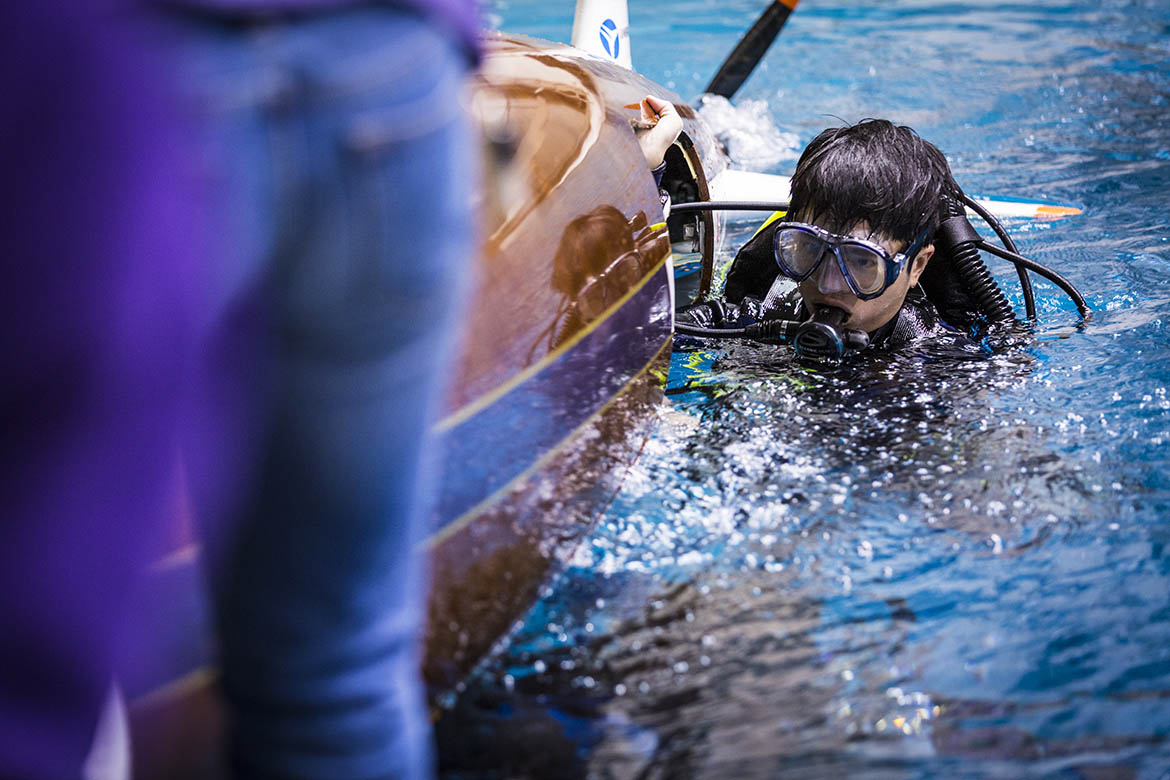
{"left": 695, "top": 93, "right": 802, "bottom": 171}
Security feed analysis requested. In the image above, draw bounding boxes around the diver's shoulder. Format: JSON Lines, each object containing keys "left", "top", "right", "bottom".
{"left": 882, "top": 288, "right": 977, "bottom": 350}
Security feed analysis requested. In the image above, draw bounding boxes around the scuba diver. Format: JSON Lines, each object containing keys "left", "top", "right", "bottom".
{"left": 675, "top": 118, "right": 1090, "bottom": 361}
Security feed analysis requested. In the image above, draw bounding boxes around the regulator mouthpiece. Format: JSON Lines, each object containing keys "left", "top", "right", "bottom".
{"left": 793, "top": 306, "right": 869, "bottom": 361}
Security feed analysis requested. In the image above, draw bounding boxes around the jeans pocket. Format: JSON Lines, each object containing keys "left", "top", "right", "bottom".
{"left": 287, "top": 29, "right": 474, "bottom": 365}
{"left": 339, "top": 38, "right": 472, "bottom": 282}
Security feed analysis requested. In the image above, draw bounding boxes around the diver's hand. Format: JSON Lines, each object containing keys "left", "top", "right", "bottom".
{"left": 677, "top": 299, "right": 731, "bottom": 328}
{"left": 635, "top": 96, "right": 682, "bottom": 169}
{"left": 677, "top": 297, "right": 771, "bottom": 329}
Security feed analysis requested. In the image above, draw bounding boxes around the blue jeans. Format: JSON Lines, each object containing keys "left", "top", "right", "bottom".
{"left": 174, "top": 7, "right": 474, "bottom": 778}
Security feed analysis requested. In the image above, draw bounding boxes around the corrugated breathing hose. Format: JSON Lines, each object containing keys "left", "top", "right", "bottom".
{"left": 937, "top": 197, "right": 1017, "bottom": 325}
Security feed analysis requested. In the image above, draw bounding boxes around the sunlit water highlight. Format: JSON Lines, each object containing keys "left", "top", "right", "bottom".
{"left": 440, "top": 2, "right": 1170, "bottom": 777}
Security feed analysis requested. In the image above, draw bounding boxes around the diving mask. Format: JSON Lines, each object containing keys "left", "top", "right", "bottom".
{"left": 773, "top": 222, "right": 929, "bottom": 300}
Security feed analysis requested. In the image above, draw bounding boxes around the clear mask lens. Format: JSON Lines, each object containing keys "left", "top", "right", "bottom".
{"left": 777, "top": 228, "right": 829, "bottom": 277}
{"left": 837, "top": 243, "right": 886, "bottom": 295}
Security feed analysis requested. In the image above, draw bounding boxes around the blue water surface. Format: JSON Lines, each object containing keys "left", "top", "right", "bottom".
{"left": 439, "top": 2, "right": 1170, "bottom": 777}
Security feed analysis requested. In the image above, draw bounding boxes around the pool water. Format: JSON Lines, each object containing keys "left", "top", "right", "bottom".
{"left": 439, "top": 1, "right": 1170, "bottom": 777}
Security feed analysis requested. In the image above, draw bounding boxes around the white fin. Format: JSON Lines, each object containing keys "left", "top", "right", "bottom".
{"left": 571, "top": 0, "right": 633, "bottom": 69}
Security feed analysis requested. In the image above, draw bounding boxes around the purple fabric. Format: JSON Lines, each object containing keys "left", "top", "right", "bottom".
{"left": 0, "top": 3, "right": 204, "bottom": 776}
{"left": 159, "top": 0, "right": 483, "bottom": 62}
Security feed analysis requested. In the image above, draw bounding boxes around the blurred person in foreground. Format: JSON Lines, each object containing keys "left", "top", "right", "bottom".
{"left": 2, "top": 0, "right": 481, "bottom": 776}
{"left": 168, "top": 0, "right": 482, "bottom": 777}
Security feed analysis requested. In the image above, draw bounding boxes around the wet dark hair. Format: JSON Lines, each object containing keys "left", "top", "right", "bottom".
{"left": 787, "top": 119, "right": 959, "bottom": 246}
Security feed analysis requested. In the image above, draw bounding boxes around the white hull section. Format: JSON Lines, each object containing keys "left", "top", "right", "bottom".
{"left": 709, "top": 169, "right": 1083, "bottom": 223}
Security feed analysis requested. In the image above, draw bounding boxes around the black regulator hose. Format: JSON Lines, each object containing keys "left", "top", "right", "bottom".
{"left": 669, "top": 201, "right": 789, "bottom": 215}
{"left": 937, "top": 197, "right": 1017, "bottom": 326}
{"left": 976, "top": 240, "right": 1092, "bottom": 322}
{"left": 961, "top": 193, "right": 1037, "bottom": 320}
{"left": 675, "top": 306, "right": 870, "bottom": 359}
{"left": 674, "top": 319, "right": 798, "bottom": 341}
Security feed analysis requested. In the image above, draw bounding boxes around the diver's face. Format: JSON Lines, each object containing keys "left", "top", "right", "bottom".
{"left": 796, "top": 221, "right": 934, "bottom": 335}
